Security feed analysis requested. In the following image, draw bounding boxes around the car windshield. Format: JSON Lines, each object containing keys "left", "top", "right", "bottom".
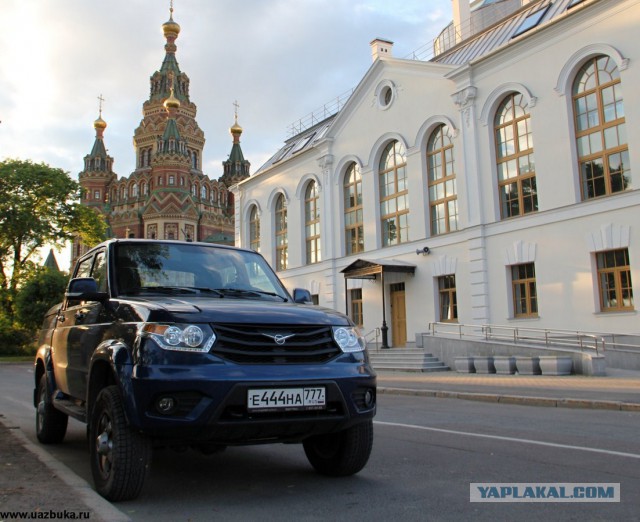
{"left": 114, "top": 242, "right": 288, "bottom": 301}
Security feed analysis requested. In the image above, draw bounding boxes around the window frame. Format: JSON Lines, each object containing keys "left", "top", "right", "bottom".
{"left": 511, "top": 262, "right": 538, "bottom": 318}
{"left": 572, "top": 55, "right": 629, "bottom": 200}
{"left": 304, "top": 181, "right": 321, "bottom": 265}
{"left": 494, "top": 93, "right": 538, "bottom": 219}
{"left": 343, "top": 163, "right": 364, "bottom": 255}
{"left": 275, "top": 194, "right": 288, "bottom": 271}
{"left": 379, "top": 141, "right": 409, "bottom": 247}
{"left": 596, "top": 248, "right": 634, "bottom": 312}
{"left": 427, "top": 124, "right": 458, "bottom": 235}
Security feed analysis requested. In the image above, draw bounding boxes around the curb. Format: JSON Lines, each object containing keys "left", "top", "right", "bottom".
{"left": 378, "top": 386, "right": 640, "bottom": 412}
{"left": 10, "top": 428, "right": 131, "bottom": 522}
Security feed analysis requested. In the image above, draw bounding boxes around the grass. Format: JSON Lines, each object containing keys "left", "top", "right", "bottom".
{"left": 0, "top": 355, "right": 33, "bottom": 363}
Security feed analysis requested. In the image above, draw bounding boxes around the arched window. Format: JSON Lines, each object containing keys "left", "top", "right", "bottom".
{"left": 427, "top": 124, "right": 458, "bottom": 234}
{"left": 379, "top": 141, "right": 409, "bottom": 246}
{"left": 131, "top": 183, "right": 139, "bottom": 198}
{"left": 201, "top": 185, "right": 207, "bottom": 200}
{"left": 192, "top": 184, "right": 197, "bottom": 197}
{"left": 573, "top": 55, "right": 630, "bottom": 199}
{"left": 275, "top": 194, "right": 288, "bottom": 271}
{"left": 249, "top": 206, "right": 260, "bottom": 252}
{"left": 305, "top": 181, "right": 321, "bottom": 264}
{"left": 494, "top": 93, "right": 538, "bottom": 218}
{"left": 344, "top": 163, "right": 364, "bottom": 255}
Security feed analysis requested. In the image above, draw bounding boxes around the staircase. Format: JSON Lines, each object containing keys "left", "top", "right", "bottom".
{"left": 368, "top": 348, "right": 450, "bottom": 372}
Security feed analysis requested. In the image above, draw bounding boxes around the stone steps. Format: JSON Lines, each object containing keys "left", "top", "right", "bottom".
{"left": 368, "top": 348, "right": 450, "bottom": 373}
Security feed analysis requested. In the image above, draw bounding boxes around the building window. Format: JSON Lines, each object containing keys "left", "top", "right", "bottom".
{"left": 201, "top": 186, "right": 207, "bottom": 200}
{"left": 94, "top": 190, "right": 101, "bottom": 200}
{"left": 379, "top": 140, "right": 409, "bottom": 246}
{"left": 573, "top": 55, "right": 630, "bottom": 200}
{"left": 427, "top": 124, "right": 458, "bottom": 235}
{"left": 350, "top": 288, "right": 363, "bottom": 328}
{"left": 249, "top": 205, "right": 260, "bottom": 252}
{"left": 344, "top": 163, "right": 364, "bottom": 255}
{"left": 275, "top": 194, "right": 288, "bottom": 271}
{"left": 305, "top": 181, "right": 321, "bottom": 265}
{"left": 495, "top": 93, "right": 538, "bottom": 218}
{"left": 131, "top": 184, "right": 139, "bottom": 198}
{"left": 438, "top": 275, "right": 458, "bottom": 322}
{"left": 597, "top": 249, "right": 634, "bottom": 312}
{"left": 511, "top": 263, "right": 538, "bottom": 318}
{"left": 168, "top": 175, "right": 175, "bottom": 185}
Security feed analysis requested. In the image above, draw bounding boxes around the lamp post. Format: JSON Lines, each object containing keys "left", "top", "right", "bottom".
{"left": 380, "top": 270, "right": 390, "bottom": 349}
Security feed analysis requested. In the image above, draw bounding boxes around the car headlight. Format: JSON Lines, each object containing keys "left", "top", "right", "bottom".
{"left": 141, "top": 323, "right": 216, "bottom": 353}
{"left": 332, "top": 326, "right": 365, "bottom": 353}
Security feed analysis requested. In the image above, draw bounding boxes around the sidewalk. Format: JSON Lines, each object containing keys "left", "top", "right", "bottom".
{"left": 377, "top": 367, "right": 640, "bottom": 411}
{"left": 1, "top": 368, "right": 638, "bottom": 521}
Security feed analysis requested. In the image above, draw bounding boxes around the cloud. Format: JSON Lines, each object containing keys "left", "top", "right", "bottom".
{"left": 0, "top": 0, "right": 452, "bottom": 178}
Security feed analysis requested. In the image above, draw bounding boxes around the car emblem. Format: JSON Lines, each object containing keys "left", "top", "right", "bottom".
{"left": 262, "top": 333, "right": 296, "bottom": 345}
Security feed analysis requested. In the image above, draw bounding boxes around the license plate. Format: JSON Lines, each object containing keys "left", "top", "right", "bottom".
{"left": 247, "top": 387, "right": 326, "bottom": 411}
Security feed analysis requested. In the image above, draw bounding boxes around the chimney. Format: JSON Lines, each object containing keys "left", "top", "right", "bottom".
{"left": 370, "top": 38, "right": 394, "bottom": 62}
{"left": 451, "top": 0, "right": 471, "bottom": 43}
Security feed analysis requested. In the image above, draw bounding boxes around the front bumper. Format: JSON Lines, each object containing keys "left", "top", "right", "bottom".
{"left": 124, "top": 360, "right": 376, "bottom": 445}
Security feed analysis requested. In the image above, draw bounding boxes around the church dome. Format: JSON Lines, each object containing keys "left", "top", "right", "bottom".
{"left": 94, "top": 116, "right": 107, "bottom": 130}
{"left": 163, "top": 15, "right": 180, "bottom": 38}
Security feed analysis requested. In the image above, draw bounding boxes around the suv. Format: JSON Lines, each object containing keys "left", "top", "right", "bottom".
{"left": 34, "top": 239, "right": 376, "bottom": 500}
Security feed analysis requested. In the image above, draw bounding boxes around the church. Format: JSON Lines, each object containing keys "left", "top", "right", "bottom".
{"left": 74, "top": 5, "right": 249, "bottom": 261}
{"left": 232, "top": 0, "right": 639, "bottom": 346}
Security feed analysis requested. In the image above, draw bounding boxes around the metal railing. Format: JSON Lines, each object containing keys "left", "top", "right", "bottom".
{"left": 426, "top": 322, "right": 608, "bottom": 356}
{"left": 363, "top": 327, "right": 381, "bottom": 351}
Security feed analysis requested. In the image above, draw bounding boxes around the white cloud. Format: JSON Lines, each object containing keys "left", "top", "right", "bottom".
{"left": 0, "top": 0, "right": 452, "bottom": 178}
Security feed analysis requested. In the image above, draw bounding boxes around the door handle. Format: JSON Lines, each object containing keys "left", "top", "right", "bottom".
{"left": 75, "top": 310, "right": 87, "bottom": 321}
{"left": 57, "top": 315, "right": 65, "bottom": 323}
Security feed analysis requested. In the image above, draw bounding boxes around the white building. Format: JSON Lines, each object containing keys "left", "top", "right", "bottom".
{"left": 233, "top": 0, "right": 639, "bottom": 348}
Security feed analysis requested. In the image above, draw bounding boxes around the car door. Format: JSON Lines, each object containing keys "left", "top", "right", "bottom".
{"left": 52, "top": 250, "right": 109, "bottom": 400}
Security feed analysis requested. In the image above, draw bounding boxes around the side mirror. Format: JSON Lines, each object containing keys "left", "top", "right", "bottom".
{"left": 65, "top": 278, "right": 108, "bottom": 302}
{"left": 292, "top": 288, "right": 313, "bottom": 304}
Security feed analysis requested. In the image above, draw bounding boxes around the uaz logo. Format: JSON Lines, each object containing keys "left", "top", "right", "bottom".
{"left": 261, "top": 333, "right": 296, "bottom": 345}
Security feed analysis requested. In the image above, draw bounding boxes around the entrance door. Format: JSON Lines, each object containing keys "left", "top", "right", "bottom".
{"left": 390, "top": 283, "right": 406, "bottom": 347}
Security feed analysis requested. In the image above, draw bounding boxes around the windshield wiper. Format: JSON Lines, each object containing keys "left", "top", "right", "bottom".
{"left": 216, "top": 287, "right": 288, "bottom": 301}
{"left": 138, "top": 286, "right": 199, "bottom": 295}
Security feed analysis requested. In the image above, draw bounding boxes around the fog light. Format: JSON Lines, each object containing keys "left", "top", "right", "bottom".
{"left": 364, "top": 389, "right": 375, "bottom": 408}
{"left": 156, "top": 396, "right": 177, "bottom": 415}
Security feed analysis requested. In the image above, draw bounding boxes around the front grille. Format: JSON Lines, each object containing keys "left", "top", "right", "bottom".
{"left": 211, "top": 324, "right": 341, "bottom": 364}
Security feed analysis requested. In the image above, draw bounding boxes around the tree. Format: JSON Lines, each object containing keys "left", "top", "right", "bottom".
{"left": 0, "top": 159, "right": 106, "bottom": 319}
{"left": 15, "top": 268, "right": 69, "bottom": 332}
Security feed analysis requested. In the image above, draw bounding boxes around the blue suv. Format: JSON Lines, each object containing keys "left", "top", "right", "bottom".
{"left": 34, "top": 239, "right": 376, "bottom": 501}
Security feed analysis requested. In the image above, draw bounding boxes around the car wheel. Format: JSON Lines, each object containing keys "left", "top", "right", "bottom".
{"left": 35, "top": 374, "right": 68, "bottom": 444}
{"left": 90, "top": 386, "right": 151, "bottom": 501}
{"left": 303, "top": 420, "right": 373, "bottom": 476}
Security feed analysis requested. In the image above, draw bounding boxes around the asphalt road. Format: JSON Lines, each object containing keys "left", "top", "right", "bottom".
{"left": 2, "top": 363, "right": 639, "bottom": 522}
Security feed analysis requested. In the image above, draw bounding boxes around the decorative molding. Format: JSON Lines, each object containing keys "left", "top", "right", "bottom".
{"left": 317, "top": 154, "right": 334, "bottom": 171}
{"left": 586, "top": 224, "right": 631, "bottom": 252}
{"left": 480, "top": 83, "right": 536, "bottom": 126}
{"left": 504, "top": 240, "right": 536, "bottom": 265}
{"left": 555, "top": 44, "right": 629, "bottom": 96}
{"left": 432, "top": 255, "right": 458, "bottom": 277}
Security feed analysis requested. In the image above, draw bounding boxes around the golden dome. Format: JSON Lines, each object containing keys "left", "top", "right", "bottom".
{"left": 94, "top": 116, "right": 107, "bottom": 130}
{"left": 230, "top": 121, "right": 243, "bottom": 135}
{"left": 162, "top": 15, "right": 180, "bottom": 38}
{"left": 164, "top": 88, "right": 180, "bottom": 109}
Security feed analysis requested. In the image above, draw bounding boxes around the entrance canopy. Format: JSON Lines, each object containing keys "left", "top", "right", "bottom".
{"left": 341, "top": 258, "right": 416, "bottom": 279}
{"left": 340, "top": 258, "right": 416, "bottom": 349}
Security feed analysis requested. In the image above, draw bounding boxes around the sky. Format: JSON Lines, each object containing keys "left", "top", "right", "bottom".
{"left": 0, "top": 0, "right": 453, "bottom": 175}
{"left": 0, "top": 0, "right": 452, "bottom": 267}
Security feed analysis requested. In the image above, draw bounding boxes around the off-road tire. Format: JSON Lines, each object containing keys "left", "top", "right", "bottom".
{"left": 303, "top": 420, "right": 373, "bottom": 476}
{"left": 89, "top": 385, "right": 151, "bottom": 501}
{"left": 35, "top": 374, "right": 68, "bottom": 444}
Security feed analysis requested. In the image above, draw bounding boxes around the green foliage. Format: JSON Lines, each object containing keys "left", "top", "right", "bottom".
{"left": 15, "top": 268, "right": 68, "bottom": 332}
{"left": 0, "top": 313, "right": 34, "bottom": 356}
{"left": 0, "top": 158, "right": 107, "bottom": 319}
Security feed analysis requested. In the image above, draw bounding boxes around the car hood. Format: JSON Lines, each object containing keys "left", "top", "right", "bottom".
{"left": 117, "top": 296, "right": 351, "bottom": 326}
